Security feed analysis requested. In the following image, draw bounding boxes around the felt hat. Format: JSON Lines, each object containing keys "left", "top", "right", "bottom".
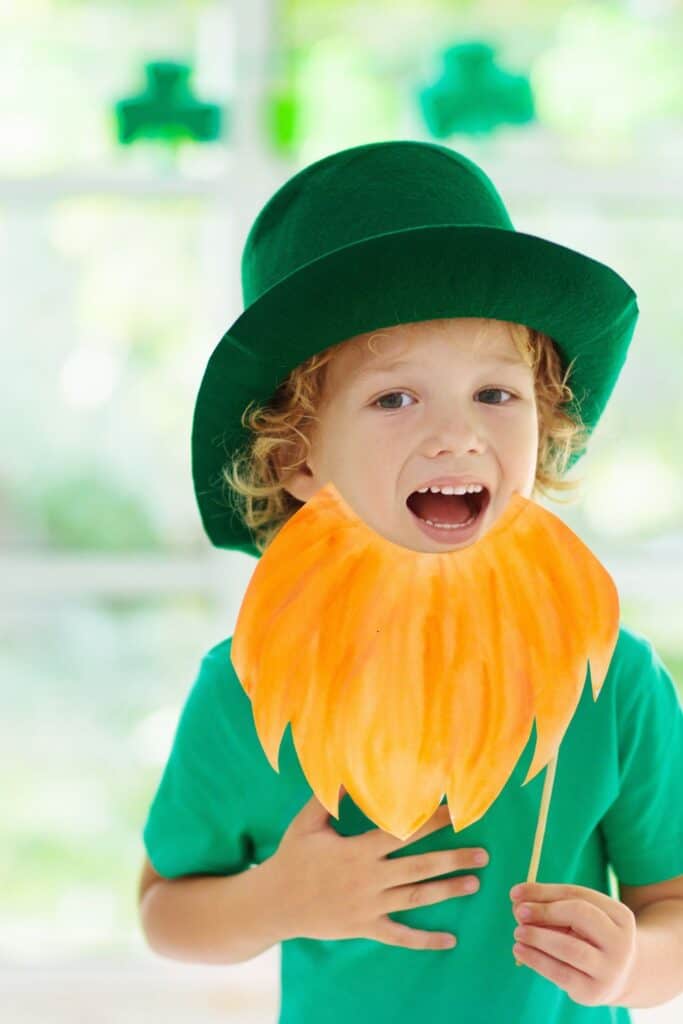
{"left": 191, "top": 139, "right": 639, "bottom": 558}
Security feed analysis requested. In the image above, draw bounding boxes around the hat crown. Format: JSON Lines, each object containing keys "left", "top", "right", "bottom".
{"left": 241, "top": 140, "right": 515, "bottom": 307}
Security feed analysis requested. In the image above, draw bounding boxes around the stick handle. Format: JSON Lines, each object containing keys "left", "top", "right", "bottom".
{"left": 514, "top": 749, "right": 558, "bottom": 967}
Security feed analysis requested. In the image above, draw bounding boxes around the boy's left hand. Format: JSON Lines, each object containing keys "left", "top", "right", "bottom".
{"left": 510, "top": 882, "right": 637, "bottom": 1007}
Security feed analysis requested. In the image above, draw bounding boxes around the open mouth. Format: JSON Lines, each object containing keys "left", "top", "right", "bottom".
{"left": 406, "top": 486, "right": 490, "bottom": 531}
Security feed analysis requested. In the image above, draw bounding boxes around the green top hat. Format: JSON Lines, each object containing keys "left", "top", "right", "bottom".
{"left": 191, "top": 139, "right": 639, "bottom": 558}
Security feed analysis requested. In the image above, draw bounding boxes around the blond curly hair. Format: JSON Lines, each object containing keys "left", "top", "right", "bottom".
{"left": 221, "top": 319, "right": 592, "bottom": 555}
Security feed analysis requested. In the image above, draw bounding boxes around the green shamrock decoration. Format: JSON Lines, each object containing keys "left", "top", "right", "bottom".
{"left": 115, "top": 61, "right": 224, "bottom": 149}
{"left": 418, "top": 41, "right": 535, "bottom": 138}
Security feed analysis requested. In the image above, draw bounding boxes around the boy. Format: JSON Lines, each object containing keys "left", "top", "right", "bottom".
{"left": 138, "top": 141, "right": 683, "bottom": 1022}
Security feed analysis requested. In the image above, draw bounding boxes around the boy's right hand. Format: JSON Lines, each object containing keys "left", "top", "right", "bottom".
{"left": 265, "top": 787, "right": 488, "bottom": 951}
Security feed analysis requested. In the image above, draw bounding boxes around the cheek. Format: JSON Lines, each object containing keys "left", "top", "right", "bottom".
{"left": 347, "top": 453, "right": 398, "bottom": 508}
{"left": 495, "top": 424, "right": 538, "bottom": 489}
{"left": 502, "top": 410, "right": 538, "bottom": 451}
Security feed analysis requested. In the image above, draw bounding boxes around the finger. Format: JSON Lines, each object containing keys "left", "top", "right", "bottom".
{"left": 513, "top": 920, "right": 602, "bottom": 977}
{"left": 513, "top": 898, "right": 611, "bottom": 951}
{"left": 384, "top": 846, "right": 485, "bottom": 887}
{"left": 513, "top": 940, "right": 595, "bottom": 1003}
{"left": 383, "top": 872, "right": 480, "bottom": 914}
{"left": 373, "top": 916, "right": 457, "bottom": 951}
{"left": 511, "top": 883, "right": 625, "bottom": 929}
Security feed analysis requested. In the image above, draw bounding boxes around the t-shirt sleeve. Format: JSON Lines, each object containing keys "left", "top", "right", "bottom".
{"left": 142, "top": 644, "right": 255, "bottom": 879}
{"left": 599, "top": 631, "right": 683, "bottom": 886}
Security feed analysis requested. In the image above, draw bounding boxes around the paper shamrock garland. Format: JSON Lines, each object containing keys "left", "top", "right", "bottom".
{"left": 231, "top": 482, "right": 619, "bottom": 849}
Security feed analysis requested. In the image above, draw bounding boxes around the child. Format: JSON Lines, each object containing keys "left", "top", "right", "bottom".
{"left": 139, "top": 141, "right": 683, "bottom": 1022}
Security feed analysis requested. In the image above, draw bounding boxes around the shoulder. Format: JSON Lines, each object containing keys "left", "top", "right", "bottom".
{"left": 609, "top": 623, "right": 670, "bottom": 699}
{"left": 200, "top": 635, "right": 235, "bottom": 678}
{"left": 608, "top": 622, "right": 681, "bottom": 730}
{"left": 187, "top": 635, "right": 255, "bottom": 728}
{"left": 612, "top": 621, "right": 656, "bottom": 666}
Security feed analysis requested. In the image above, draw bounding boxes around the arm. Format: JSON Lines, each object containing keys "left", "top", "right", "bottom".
{"left": 139, "top": 856, "right": 290, "bottom": 965}
{"left": 609, "top": 898, "right": 683, "bottom": 1008}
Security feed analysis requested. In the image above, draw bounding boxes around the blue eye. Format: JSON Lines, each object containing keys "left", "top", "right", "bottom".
{"left": 373, "top": 389, "right": 515, "bottom": 410}
{"left": 374, "top": 391, "right": 415, "bottom": 410}
{"left": 477, "top": 388, "right": 515, "bottom": 405}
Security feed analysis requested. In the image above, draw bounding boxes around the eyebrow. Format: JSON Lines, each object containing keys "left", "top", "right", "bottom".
{"left": 355, "top": 352, "right": 525, "bottom": 379}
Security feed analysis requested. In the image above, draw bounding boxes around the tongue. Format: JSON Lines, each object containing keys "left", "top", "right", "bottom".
{"left": 410, "top": 491, "right": 473, "bottom": 524}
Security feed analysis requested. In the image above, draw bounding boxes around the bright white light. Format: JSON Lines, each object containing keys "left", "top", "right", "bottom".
{"left": 130, "top": 706, "right": 181, "bottom": 765}
{"left": 627, "top": 0, "right": 677, "bottom": 17}
{"left": 60, "top": 347, "right": 118, "bottom": 408}
{"left": 55, "top": 884, "right": 117, "bottom": 934}
{"left": 23, "top": 777, "right": 111, "bottom": 835}
{"left": 584, "top": 450, "right": 678, "bottom": 537}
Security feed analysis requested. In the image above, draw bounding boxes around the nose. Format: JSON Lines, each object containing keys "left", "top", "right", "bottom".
{"left": 422, "top": 406, "right": 486, "bottom": 456}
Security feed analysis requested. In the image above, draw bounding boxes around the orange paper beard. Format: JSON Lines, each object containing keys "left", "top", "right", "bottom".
{"left": 231, "top": 483, "right": 620, "bottom": 840}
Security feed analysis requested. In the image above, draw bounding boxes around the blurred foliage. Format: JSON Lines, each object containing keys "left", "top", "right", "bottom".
{"left": 2, "top": 195, "right": 208, "bottom": 550}
{"left": 31, "top": 469, "right": 162, "bottom": 551}
{"left": 282, "top": 0, "right": 573, "bottom": 19}
{"left": 265, "top": 45, "right": 308, "bottom": 156}
{"left": 3, "top": 0, "right": 682, "bottom": 174}
{"left": 0, "top": 596, "right": 218, "bottom": 954}
{"left": 533, "top": 2, "right": 683, "bottom": 161}
{"left": 0, "top": 1, "right": 228, "bottom": 177}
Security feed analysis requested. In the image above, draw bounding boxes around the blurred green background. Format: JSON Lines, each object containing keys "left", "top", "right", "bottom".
{"left": 1, "top": 3, "right": 681, "bottom": 1016}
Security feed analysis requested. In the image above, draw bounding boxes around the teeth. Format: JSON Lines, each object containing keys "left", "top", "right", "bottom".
{"left": 423, "top": 513, "right": 477, "bottom": 529}
{"left": 417, "top": 483, "right": 484, "bottom": 495}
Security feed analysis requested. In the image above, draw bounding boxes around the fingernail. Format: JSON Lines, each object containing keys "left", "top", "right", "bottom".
{"left": 518, "top": 905, "right": 532, "bottom": 920}
{"left": 510, "top": 885, "right": 523, "bottom": 899}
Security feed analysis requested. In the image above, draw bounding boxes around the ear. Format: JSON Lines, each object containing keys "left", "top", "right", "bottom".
{"left": 281, "top": 466, "right": 320, "bottom": 503}
{"left": 273, "top": 449, "right": 320, "bottom": 504}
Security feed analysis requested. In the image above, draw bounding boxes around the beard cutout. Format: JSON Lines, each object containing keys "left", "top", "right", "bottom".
{"left": 231, "top": 482, "right": 620, "bottom": 840}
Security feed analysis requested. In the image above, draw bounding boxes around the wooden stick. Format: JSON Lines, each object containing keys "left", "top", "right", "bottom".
{"left": 514, "top": 748, "right": 558, "bottom": 967}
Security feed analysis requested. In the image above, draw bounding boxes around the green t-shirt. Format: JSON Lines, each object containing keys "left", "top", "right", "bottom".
{"left": 142, "top": 623, "right": 683, "bottom": 1024}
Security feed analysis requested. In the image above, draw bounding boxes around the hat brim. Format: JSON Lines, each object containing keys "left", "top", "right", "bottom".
{"left": 192, "top": 224, "right": 638, "bottom": 555}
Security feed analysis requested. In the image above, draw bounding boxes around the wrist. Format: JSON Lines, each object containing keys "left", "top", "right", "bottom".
{"left": 256, "top": 853, "right": 297, "bottom": 945}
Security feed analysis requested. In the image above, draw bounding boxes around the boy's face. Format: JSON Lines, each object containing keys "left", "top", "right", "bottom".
{"left": 281, "top": 317, "right": 539, "bottom": 552}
